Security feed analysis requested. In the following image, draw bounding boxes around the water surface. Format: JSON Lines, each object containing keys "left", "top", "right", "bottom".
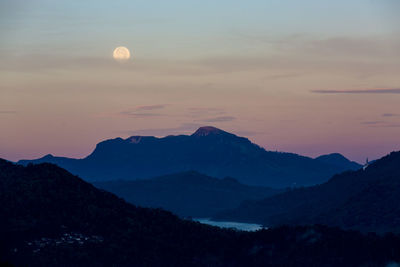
{"left": 194, "top": 218, "right": 263, "bottom": 231}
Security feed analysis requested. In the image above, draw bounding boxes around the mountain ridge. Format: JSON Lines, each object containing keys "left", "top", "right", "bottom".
{"left": 214, "top": 151, "right": 400, "bottom": 233}
{"left": 19, "top": 126, "right": 361, "bottom": 187}
{"left": 94, "top": 171, "right": 281, "bottom": 217}
{"left": 192, "top": 126, "right": 229, "bottom": 137}
{"left": 2, "top": 158, "right": 400, "bottom": 266}
{"left": 315, "top": 153, "right": 362, "bottom": 170}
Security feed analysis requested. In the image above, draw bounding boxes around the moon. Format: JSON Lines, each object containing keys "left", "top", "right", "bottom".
{"left": 113, "top": 46, "right": 131, "bottom": 61}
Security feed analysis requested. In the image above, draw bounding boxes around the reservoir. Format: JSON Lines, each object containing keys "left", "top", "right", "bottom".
{"left": 194, "top": 218, "right": 263, "bottom": 231}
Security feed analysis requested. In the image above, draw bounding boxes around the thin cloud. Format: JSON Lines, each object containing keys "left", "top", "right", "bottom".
{"left": 382, "top": 124, "right": 400, "bottom": 128}
{"left": 382, "top": 113, "right": 399, "bottom": 117}
{"left": 118, "top": 123, "right": 202, "bottom": 137}
{"left": 188, "top": 107, "right": 225, "bottom": 114}
{"left": 118, "top": 123, "right": 260, "bottom": 138}
{"left": 202, "top": 116, "right": 236, "bottom": 122}
{"left": 312, "top": 88, "right": 400, "bottom": 94}
{"left": 266, "top": 72, "right": 304, "bottom": 80}
{"left": 361, "top": 121, "right": 384, "bottom": 125}
{"left": 0, "top": 110, "right": 16, "bottom": 114}
{"left": 188, "top": 107, "right": 223, "bottom": 112}
{"left": 187, "top": 107, "right": 226, "bottom": 118}
{"left": 120, "top": 111, "right": 162, "bottom": 118}
{"left": 368, "top": 124, "right": 400, "bottom": 128}
{"left": 120, "top": 104, "right": 167, "bottom": 118}
{"left": 136, "top": 104, "right": 166, "bottom": 111}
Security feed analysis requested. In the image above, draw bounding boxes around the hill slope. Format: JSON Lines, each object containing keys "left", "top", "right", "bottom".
{"left": 315, "top": 153, "right": 362, "bottom": 170}
{"left": 215, "top": 151, "right": 400, "bottom": 233}
{"left": 19, "top": 126, "right": 361, "bottom": 187}
{"left": 1, "top": 159, "right": 400, "bottom": 266}
{"left": 94, "top": 171, "right": 280, "bottom": 217}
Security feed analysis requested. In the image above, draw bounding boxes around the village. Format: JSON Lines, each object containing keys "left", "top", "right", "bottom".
{"left": 26, "top": 232, "right": 104, "bottom": 253}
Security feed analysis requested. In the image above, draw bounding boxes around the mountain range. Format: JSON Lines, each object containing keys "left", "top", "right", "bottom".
{"left": 94, "top": 171, "right": 280, "bottom": 218}
{"left": 214, "top": 151, "right": 400, "bottom": 233}
{"left": 19, "top": 126, "right": 361, "bottom": 187}
{"left": 1, "top": 159, "right": 400, "bottom": 266}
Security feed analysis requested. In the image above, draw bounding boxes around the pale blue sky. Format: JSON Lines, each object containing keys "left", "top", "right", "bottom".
{"left": 1, "top": 0, "right": 398, "bottom": 58}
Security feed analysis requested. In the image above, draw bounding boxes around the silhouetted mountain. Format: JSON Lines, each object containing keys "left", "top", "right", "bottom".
{"left": 315, "top": 153, "right": 362, "bottom": 170}
{"left": 19, "top": 126, "right": 361, "bottom": 187}
{"left": 2, "top": 159, "right": 400, "bottom": 266}
{"left": 215, "top": 151, "right": 400, "bottom": 233}
{"left": 94, "top": 171, "right": 280, "bottom": 218}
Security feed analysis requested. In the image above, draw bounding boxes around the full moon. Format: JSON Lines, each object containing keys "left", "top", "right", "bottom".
{"left": 113, "top": 46, "right": 131, "bottom": 61}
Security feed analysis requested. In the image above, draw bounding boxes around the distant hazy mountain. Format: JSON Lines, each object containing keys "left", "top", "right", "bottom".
{"left": 315, "top": 153, "right": 362, "bottom": 170}
{"left": 19, "top": 126, "right": 361, "bottom": 187}
{"left": 215, "top": 151, "right": 400, "bottom": 233}
{"left": 94, "top": 171, "right": 280, "bottom": 218}
{"left": 2, "top": 159, "right": 400, "bottom": 266}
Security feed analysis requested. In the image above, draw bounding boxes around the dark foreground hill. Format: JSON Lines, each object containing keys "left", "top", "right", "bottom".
{"left": 18, "top": 126, "right": 361, "bottom": 187}
{"left": 1, "top": 159, "right": 400, "bottom": 266}
{"left": 94, "top": 171, "right": 280, "bottom": 218}
{"left": 215, "top": 151, "right": 400, "bottom": 234}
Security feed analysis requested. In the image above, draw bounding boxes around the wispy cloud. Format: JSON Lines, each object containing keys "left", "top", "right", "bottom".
{"left": 234, "top": 32, "right": 400, "bottom": 58}
{"left": 368, "top": 124, "right": 400, "bottom": 128}
{"left": 186, "top": 107, "right": 236, "bottom": 123}
{"left": 0, "top": 110, "right": 16, "bottom": 114}
{"left": 187, "top": 107, "right": 226, "bottom": 119}
{"left": 135, "top": 104, "right": 166, "bottom": 111}
{"left": 382, "top": 113, "right": 399, "bottom": 117}
{"left": 361, "top": 120, "right": 400, "bottom": 128}
{"left": 120, "top": 104, "right": 167, "bottom": 118}
{"left": 120, "top": 111, "right": 162, "bottom": 118}
{"left": 188, "top": 107, "right": 224, "bottom": 113}
{"left": 266, "top": 72, "right": 304, "bottom": 80}
{"left": 312, "top": 88, "right": 400, "bottom": 94}
{"left": 382, "top": 124, "right": 400, "bottom": 128}
{"left": 202, "top": 116, "right": 236, "bottom": 122}
{"left": 118, "top": 123, "right": 260, "bottom": 138}
{"left": 118, "top": 123, "right": 202, "bottom": 137}
{"left": 361, "top": 121, "right": 384, "bottom": 125}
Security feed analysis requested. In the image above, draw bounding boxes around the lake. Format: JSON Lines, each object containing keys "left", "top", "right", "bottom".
{"left": 194, "top": 218, "right": 263, "bottom": 231}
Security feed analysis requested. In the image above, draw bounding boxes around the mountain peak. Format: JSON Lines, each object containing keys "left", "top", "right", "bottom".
{"left": 127, "top": 136, "right": 143, "bottom": 144}
{"left": 192, "top": 126, "right": 226, "bottom": 137}
{"left": 315, "top": 153, "right": 361, "bottom": 169}
{"left": 316, "top": 153, "right": 347, "bottom": 161}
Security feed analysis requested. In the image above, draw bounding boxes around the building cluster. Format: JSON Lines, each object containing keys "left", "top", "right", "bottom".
{"left": 26, "top": 232, "right": 104, "bottom": 253}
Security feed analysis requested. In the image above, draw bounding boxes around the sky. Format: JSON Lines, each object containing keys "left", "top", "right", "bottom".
{"left": 0, "top": 0, "right": 399, "bottom": 163}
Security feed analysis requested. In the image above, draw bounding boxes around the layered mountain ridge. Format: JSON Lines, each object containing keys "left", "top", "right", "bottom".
{"left": 19, "top": 126, "right": 361, "bottom": 187}
{"left": 94, "top": 171, "right": 280, "bottom": 218}
{"left": 214, "top": 151, "right": 400, "bottom": 233}
{"left": 1, "top": 158, "right": 400, "bottom": 266}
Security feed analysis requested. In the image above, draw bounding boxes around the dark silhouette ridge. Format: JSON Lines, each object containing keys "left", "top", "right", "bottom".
{"left": 191, "top": 126, "right": 228, "bottom": 137}
{"left": 315, "top": 153, "right": 362, "bottom": 170}
{"left": 18, "top": 126, "right": 361, "bottom": 187}
{"left": 94, "top": 171, "right": 281, "bottom": 218}
{"left": 215, "top": 151, "right": 400, "bottom": 233}
{"left": 1, "top": 159, "right": 400, "bottom": 266}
